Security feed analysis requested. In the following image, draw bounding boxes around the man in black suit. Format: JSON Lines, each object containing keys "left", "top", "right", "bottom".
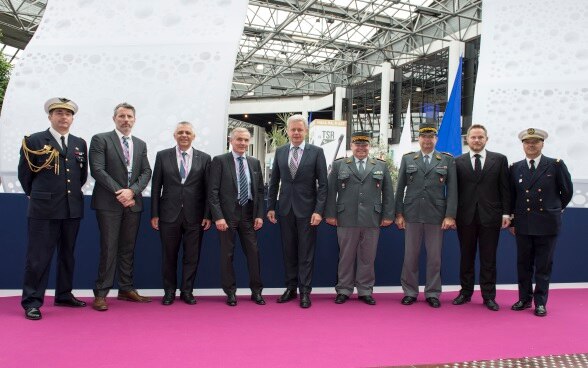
{"left": 509, "top": 128, "right": 572, "bottom": 317}
{"left": 18, "top": 97, "right": 88, "bottom": 320}
{"left": 453, "top": 124, "right": 511, "bottom": 311}
{"left": 151, "top": 122, "right": 211, "bottom": 305}
{"left": 89, "top": 102, "right": 152, "bottom": 311}
{"left": 208, "top": 127, "right": 265, "bottom": 307}
{"left": 267, "top": 114, "right": 328, "bottom": 308}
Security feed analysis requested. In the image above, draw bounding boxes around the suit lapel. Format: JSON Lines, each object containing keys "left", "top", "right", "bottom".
{"left": 109, "top": 130, "right": 126, "bottom": 166}
{"left": 362, "top": 158, "right": 375, "bottom": 180}
{"left": 282, "top": 145, "right": 295, "bottom": 180}
{"left": 246, "top": 156, "right": 257, "bottom": 195}
{"left": 348, "top": 158, "right": 360, "bottom": 179}
{"left": 427, "top": 151, "right": 441, "bottom": 174}
{"left": 414, "top": 152, "right": 426, "bottom": 173}
{"left": 527, "top": 158, "right": 549, "bottom": 187}
{"left": 228, "top": 153, "right": 238, "bottom": 191}
{"left": 167, "top": 149, "right": 181, "bottom": 180}
{"left": 480, "top": 152, "right": 496, "bottom": 181}
{"left": 185, "top": 148, "right": 199, "bottom": 182}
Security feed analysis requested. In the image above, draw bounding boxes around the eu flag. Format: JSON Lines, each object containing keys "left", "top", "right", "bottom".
{"left": 436, "top": 57, "right": 463, "bottom": 156}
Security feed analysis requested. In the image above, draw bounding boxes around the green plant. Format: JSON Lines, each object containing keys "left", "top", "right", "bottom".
{"left": 267, "top": 125, "right": 288, "bottom": 150}
{"left": 369, "top": 139, "right": 399, "bottom": 190}
{"left": 0, "top": 33, "right": 13, "bottom": 113}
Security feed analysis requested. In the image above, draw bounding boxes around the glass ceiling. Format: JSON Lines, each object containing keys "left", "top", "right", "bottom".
{"left": 0, "top": 0, "right": 481, "bottom": 98}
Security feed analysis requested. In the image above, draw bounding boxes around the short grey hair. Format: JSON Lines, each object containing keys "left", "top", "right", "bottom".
{"left": 113, "top": 102, "right": 135, "bottom": 117}
{"left": 286, "top": 114, "right": 308, "bottom": 129}
{"left": 176, "top": 121, "right": 194, "bottom": 129}
{"left": 230, "top": 127, "right": 251, "bottom": 140}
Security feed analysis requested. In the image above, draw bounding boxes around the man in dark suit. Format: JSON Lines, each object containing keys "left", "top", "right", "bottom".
{"left": 453, "top": 124, "right": 511, "bottom": 311}
{"left": 89, "top": 102, "right": 152, "bottom": 311}
{"left": 208, "top": 127, "right": 265, "bottom": 307}
{"left": 509, "top": 128, "right": 572, "bottom": 317}
{"left": 325, "top": 132, "right": 395, "bottom": 305}
{"left": 18, "top": 97, "right": 88, "bottom": 320}
{"left": 151, "top": 122, "right": 211, "bottom": 305}
{"left": 395, "top": 122, "right": 457, "bottom": 308}
{"left": 267, "top": 114, "right": 328, "bottom": 308}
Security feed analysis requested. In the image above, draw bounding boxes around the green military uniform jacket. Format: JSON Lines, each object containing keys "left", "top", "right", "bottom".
{"left": 395, "top": 150, "right": 457, "bottom": 224}
{"left": 325, "top": 156, "right": 395, "bottom": 227}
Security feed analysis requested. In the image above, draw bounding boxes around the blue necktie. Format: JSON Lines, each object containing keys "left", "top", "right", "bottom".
{"left": 179, "top": 151, "right": 187, "bottom": 179}
{"left": 237, "top": 156, "right": 248, "bottom": 206}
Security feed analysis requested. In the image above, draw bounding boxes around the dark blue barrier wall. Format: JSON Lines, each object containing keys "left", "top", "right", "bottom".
{"left": 1, "top": 193, "right": 586, "bottom": 290}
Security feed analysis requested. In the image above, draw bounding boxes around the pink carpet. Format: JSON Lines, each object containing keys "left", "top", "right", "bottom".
{"left": 1, "top": 289, "right": 587, "bottom": 367}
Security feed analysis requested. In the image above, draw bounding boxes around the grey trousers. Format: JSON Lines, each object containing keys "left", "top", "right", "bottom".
{"left": 335, "top": 227, "right": 380, "bottom": 296}
{"left": 401, "top": 222, "right": 444, "bottom": 298}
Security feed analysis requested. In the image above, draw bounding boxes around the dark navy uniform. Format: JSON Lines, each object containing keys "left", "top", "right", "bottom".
{"left": 18, "top": 100, "right": 88, "bottom": 314}
{"left": 510, "top": 155, "right": 572, "bottom": 307}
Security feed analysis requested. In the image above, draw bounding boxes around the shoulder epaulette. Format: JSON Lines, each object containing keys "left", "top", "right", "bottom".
{"left": 376, "top": 157, "right": 386, "bottom": 162}
{"left": 334, "top": 157, "right": 345, "bottom": 161}
{"left": 556, "top": 158, "right": 561, "bottom": 163}
{"left": 440, "top": 152, "right": 453, "bottom": 157}
{"left": 403, "top": 151, "right": 415, "bottom": 156}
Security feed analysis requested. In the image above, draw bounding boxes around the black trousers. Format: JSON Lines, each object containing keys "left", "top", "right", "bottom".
{"left": 22, "top": 218, "right": 81, "bottom": 309}
{"left": 279, "top": 210, "right": 317, "bottom": 293}
{"left": 93, "top": 208, "right": 141, "bottom": 297}
{"left": 456, "top": 211, "right": 501, "bottom": 299}
{"left": 218, "top": 201, "right": 263, "bottom": 295}
{"left": 159, "top": 209, "right": 204, "bottom": 293}
{"left": 515, "top": 233, "right": 558, "bottom": 306}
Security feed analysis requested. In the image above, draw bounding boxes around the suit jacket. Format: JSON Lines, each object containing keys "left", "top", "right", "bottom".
{"left": 325, "top": 156, "right": 395, "bottom": 227}
{"left": 89, "top": 130, "right": 152, "bottom": 212}
{"left": 456, "top": 150, "right": 510, "bottom": 227}
{"left": 18, "top": 129, "right": 88, "bottom": 219}
{"left": 510, "top": 156, "right": 573, "bottom": 235}
{"left": 208, "top": 152, "right": 264, "bottom": 222}
{"left": 267, "top": 143, "right": 328, "bottom": 217}
{"left": 395, "top": 150, "right": 457, "bottom": 224}
{"left": 151, "top": 147, "right": 211, "bottom": 223}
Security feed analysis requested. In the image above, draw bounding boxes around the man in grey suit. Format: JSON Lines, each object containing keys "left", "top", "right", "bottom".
{"left": 325, "top": 132, "right": 395, "bottom": 305}
{"left": 208, "top": 127, "right": 265, "bottom": 307}
{"left": 395, "top": 122, "right": 457, "bottom": 308}
{"left": 151, "top": 122, "right": 211, "bottom": 305}
{"left": 267, "top": 114, "right": 328, "bottom": 308}
{"left": 89, "top": 102, "right": 152, "bottom": 311}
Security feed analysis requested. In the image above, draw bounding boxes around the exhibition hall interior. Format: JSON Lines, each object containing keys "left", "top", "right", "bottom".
{"left": 1, "top": 0, "right": 587, "bottom": 367}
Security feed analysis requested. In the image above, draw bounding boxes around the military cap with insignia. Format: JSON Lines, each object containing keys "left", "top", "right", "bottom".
{"left": 418, "top": 122, "right": 438, "bottom": 135}
{"left": 518, "top": 127, "right": 548, "bottom": 141}
{"left": 44, "top": 97, "right": 78, "bottom": 115}
{"left": 351, "top": 131, "right": 371, "bottom": 143}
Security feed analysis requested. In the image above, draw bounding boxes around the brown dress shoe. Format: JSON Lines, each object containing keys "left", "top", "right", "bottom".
{"left": 93, "top": 297, "right": 108, "bottom": 311}
{"left": 117, "top": 290, "right": 152, "bottom": 303}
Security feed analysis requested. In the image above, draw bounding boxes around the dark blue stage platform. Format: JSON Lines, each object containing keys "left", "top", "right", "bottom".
{"left": 1, "top": 193, "right": 586, "bottom": 290}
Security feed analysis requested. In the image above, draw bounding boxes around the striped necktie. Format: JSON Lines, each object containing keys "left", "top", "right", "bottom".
{"left": 237, "top": 156, "right": 248, "bottom": 206}
{"left": 289, "top": 146, "right": 300, "bottom": 178}
{"left": 179, "top": 151, "right": 187, "bottom": 179}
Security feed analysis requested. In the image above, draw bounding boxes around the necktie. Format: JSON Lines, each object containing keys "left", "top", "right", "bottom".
{"left": 358, "top": 160, "right": 365, "bottom": 175}
{"left": 530, "top": 159, "right": 536, "bottom": 174}
{"left": 474, "top": 153, "right": 482, "bottom": 175}
{"left": 60, "top": 136, "right": 68, "bottom": 154}
{"left": 289, "top": 146, "right": 300, "bottom": 178}
{"left": 424, "top": 154, "right": 430, "bottom": 167}
{"left": 237, "top": 156, "right": 248, "bottom": 206}
{"left": 179, "top": 151, "right": 187, "bottom": 179}
{"left": 122, "top": 136, "right": 130, "bottom": 165}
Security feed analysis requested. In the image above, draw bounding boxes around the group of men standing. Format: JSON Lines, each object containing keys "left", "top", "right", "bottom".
{"left": 18, "top": 97, "right": 573, "bottom": 321}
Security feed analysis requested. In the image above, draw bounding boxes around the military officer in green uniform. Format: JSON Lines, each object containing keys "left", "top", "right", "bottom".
{"left": 325, "top": 131, "right": 395, "bottom": 305}
{"left": 395, "top": 122, "right": 457, "bottom": 308}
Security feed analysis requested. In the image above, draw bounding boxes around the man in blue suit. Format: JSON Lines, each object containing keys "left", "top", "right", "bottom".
{"left": 509, "top": 128, "right": 573, "bottom": 317}
{"left": 267, "top": 114, "right": 328, "bottom": 308}
{"left": 18, "top": 97, "right": 88, "bottom": 320}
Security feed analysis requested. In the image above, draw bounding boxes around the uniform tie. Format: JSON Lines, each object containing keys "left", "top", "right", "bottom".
{"left": 474, "top": 153, "right": 482, "bottom": 175}
{"left": 237, "top": 156, "right": 248, "bottom": 206}
{"left": 289, "top": 146, "right": 300, "bottom": 178}
{"left": 424, "top": 154, "right": 430, "bottom": 168}
{"left": 179, "top": 151, "right": 187, "bottom": 179}
{"left": 122, "top": 136, "right": 131, "bottom": 185}
{"left": 60, "top": 136, "right": 68, "bottom": 154}
{"left": 530, "top": 159, "right": 536, "bottom": 174}
{"left": 358, "top": 160, "right": 365, "bottom": 175}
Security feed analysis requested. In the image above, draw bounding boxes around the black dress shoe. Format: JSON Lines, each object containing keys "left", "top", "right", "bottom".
{"left": 334, "top": 294, "right": 349, "bottom": 304}
{"left": 54, "top": 297, "right": 86, "bottom": 308}
{"left": 483, "top": 299, "right": 500, "bottom": 311}
{"left": 162, "top": 290, "right": 175, "bottom": 305}
{"left": 359, "top": 295, "right": 376, "bottom": 305}
{"left": 511, "top": 300, "right": 532, "bottom": 311}
{"left": 180, "top": 292, "right": 196, "bottom": 305}
{"left": 226, "top": 293, "right": 237, "bottom": 307}
{"left": 300, "top": 293, "right": 311, "bottom": 308}
{"left": 401, "top": 296, "right": 417, "bottom": 305}
{"left": 25, "top": 307, "right": 42, "bottom": 320}
{"left": 277, "top": 289, "right": 297, "bottom": 303}
{"left": 426, "top": 297, "right": 441, "bottom": 308}
{"left": 534, "top": 305, "right": 547, "bottom": 317}
{"left": 251, "top": 292, "right": 266, "bottom": 305}
{"left": 452, "top": 294, "right": 471, "bottom": 305}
